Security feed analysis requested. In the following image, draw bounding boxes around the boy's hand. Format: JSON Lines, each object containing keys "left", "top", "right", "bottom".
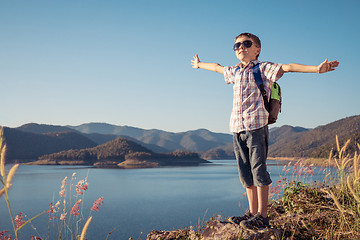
{"left": 317, "top": 59, "right": 340, "bottom": 73}
{"left": 190, "top": 55, "right": 224, "bottom": 74}
{"left": 191, "top": 54, "right": 200, "bottom": 69}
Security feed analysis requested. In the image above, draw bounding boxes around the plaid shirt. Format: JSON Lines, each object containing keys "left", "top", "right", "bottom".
{"left": 224, "top": 60, "right": 283, "bottom": 133}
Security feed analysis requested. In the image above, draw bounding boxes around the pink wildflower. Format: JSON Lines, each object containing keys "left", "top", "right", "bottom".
{"left": 76, "top": 180, "right": 88, "bottom": 195}
{"left": 60, "top": 177, "right": 67, "bottom": 189}
{"left": 47, "top": 203, "right": 57, "bottom": 220}
{"left": 90, "top": 197, "right": 104, "bottom": 212}
{"left": 59, "top": 176, "right": 67, "bottom": 197}
{"left": 0, "top": 231, "right": 12, "bottom": 240}
{"left": 70, "top": 199, "right": 82, "bottom": 216}
{"left": 293, "top": 162, "right": 300, "bottom": 170}
{"left": 14, "top": 213, "right": 26, "bottom": 229}
{"left": 242, "top": 192, "right": 247, "bottom": 197}
{"left": 306, "top": 168, "right": 315, "bottom": 176}
{"left": 59, "top": 189, "right": 66, "bottom": 197}
{"left": 270, "top": 185, "right": 281, "bottom": 194}
{"left": 276, "top": 180, "right": 282, "bottom": 184}
{"left": 90, "top": 204, "right": 99, "bottom": 211}
{"left": 60, "top": 213, "right": 67, "bottom": 220}
{"left": 31, "top": 236, "right": 41, "bottom": 240}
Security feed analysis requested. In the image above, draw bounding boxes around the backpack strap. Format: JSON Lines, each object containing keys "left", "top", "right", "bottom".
{"left": 252, "top": 63, "right": 270, "bottom": 112}
{"left": 234, "top": 66, "right": 240, "bottom": 76}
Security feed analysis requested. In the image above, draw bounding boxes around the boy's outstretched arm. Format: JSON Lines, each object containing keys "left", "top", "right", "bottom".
{"left": 279, "top": 59, "right": 339, "bottom": 74}
{"left": 191, "top": 54, "right": 224, "bottom": 74}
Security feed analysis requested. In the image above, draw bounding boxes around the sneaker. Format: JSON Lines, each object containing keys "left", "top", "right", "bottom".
{"left": 240, "top": 213, "right": 270, "bottom": 229}
{"left": 227, "top": 211, "right": 253, "bottom": 225}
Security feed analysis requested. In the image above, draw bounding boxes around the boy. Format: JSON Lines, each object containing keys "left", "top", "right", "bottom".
{"left": 191, "top": 32, "right": 339, "bottom": 229}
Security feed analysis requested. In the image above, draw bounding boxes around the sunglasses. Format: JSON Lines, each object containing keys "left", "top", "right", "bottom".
{"left": 233, "top": 40, "right": 253, "bottom": 51}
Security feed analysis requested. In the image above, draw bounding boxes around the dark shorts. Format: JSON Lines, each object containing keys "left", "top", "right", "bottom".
{"left": 233, "top": 126, "right": 272, "bottom": 188}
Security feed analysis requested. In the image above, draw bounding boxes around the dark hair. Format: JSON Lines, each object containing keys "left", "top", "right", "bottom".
{"left": 235, "top": 33, "right": 261, "bottom": 59}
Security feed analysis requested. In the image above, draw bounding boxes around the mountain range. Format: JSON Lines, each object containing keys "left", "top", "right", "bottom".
{"left": 17, "top": 123, "right": 233, "bottom": 153}
{"left": 2, "top": 114, "right": 360, "bottom": 163}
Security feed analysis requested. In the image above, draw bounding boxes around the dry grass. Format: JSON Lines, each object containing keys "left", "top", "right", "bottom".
{"left": 269, "top": 136, "right": 360, "bottom": 239}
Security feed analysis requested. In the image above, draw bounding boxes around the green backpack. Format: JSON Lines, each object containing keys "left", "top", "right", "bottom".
{"left": 252, "top": 63, "right": 281, "bottom": 124}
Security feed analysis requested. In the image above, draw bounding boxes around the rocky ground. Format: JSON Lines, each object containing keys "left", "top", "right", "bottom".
{"left": 146, "top": 219, "right": 282, "bottom": 240}
{"left": 144, "top": 182, "right": 360, "bottom": 240}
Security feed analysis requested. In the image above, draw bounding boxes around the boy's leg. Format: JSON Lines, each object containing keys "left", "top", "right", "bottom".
{"left": 245, "top": 126, "right": 271, "bottom": 216}
{"left": 233, "top": 132, "right": 254, "bottom": 188}
{"left": 257, "top": 185, "right": 269, "bottom": 217}
{"left": 229, "top": 132, "right": 257, "bottom": 223}
{"left": 240, "top": 126, "right": 272, "bottom": 229}
{"left": 246, "top": 186, "right": 258, "bottom": 215}
{"left": 232, "top": 127, "right": 271, "bottom": 225}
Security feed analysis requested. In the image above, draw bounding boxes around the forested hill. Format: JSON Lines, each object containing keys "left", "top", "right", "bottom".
{"left": 17, "top": 123, "right": 74, "bottom": 134}
{"left": 39, "top": 137, "right": 152, "bottom": 162}
{"left": 268, "top": 115, "right": 360, "bottom": 158}
{"left": 202, "top": 115, "right": 360, "bottom": 159}
{"left": 3, "top": 127, "right": 97, "bottom": 162}
{"left": 269, "top": 125, "right": 310, "bottom": 145}
{"left": 37, "top": 137, "right": 207, "bottom": 168}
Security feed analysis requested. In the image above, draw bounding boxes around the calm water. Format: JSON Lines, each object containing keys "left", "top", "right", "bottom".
{"left": 0, "top": 160, "right": 329, "bottom": 239}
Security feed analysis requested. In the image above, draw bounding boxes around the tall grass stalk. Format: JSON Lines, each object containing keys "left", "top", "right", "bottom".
{"left": 320, "top": 137, "right": 360, "bottom": 237}
{"left": 79, "top": 216, "right": 92, "bottom": 240}
{"left": 334, "top": 136, "right": 353, "bottom": 183}
{"left": 0, "top": 127, "right": 103, "bottom": 239}
{"left": 0, "top": 127, "right": 20, "bottom": 239}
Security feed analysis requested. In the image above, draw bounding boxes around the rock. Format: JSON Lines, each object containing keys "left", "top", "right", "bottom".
{"left": 146, "top": 228, "right": 197, "bottom": 240}
{"left": 146, "top": 220, "right": 283, "bottom": 240}
{"left": 201, "top": 220, "right": 283, "bottom": 240}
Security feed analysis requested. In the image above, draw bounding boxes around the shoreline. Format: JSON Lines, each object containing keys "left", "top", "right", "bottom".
{"left": 268, "top": 157, "right": 335, "bottom": 167}
{"left": 22, "top": 158, "right": 210, "bottom": 169}
{"left": 20, "top": 157, "right": 334, "bottom": 168}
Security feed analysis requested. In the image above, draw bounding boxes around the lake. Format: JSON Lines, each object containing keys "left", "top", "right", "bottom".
{"left": 0, "top": 160, "right": 330, "bottom": 239}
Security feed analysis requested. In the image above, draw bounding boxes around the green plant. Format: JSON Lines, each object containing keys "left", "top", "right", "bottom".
{"left": 281, "top": 181, "right": 309, "bottom": 214}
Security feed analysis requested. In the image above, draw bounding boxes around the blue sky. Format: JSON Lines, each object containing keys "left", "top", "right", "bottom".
{"left": 1, "top": 0, "right": 359, "bottom": 133}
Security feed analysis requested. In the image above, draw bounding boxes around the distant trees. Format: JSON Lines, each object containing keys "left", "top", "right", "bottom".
{"left": 268, "top": 115, "right": 360, "bottom": 158}
{"left": 39, "top": 138, "right": 202, "bottom": 164}
{"left": 3, "top": 127, "right": 96, "bottom": 162}
{"left": 309, "top": 132, "right": 360, "bottom": 158}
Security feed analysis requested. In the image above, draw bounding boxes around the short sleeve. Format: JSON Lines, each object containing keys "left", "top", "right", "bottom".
{"left": 260, "top": 62, "right": 283, "bottom": 82}
{"left": 224, "top": 66, "right": 236, "bottom": 84}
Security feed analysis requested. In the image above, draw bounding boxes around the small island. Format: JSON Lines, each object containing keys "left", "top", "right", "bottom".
{"left": 26, "top": 137, "right": 209, "bottom": 168}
